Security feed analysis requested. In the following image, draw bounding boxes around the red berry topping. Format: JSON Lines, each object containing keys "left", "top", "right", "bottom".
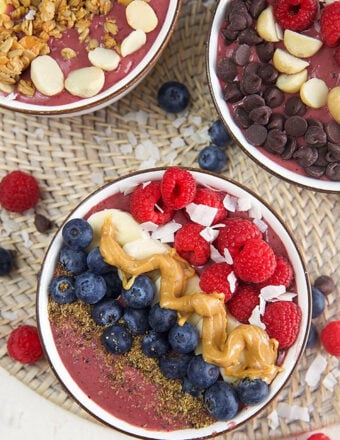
{"left": 7, "top": 325, "right": 44, "bottom": 364}
{"left": 161, "top": 167, "right": 196, "bottom": 210}
{"left": 199, "top": 262, "right": 235, "bottom": 302}
{"left": 174, "top": 222, "right": 210, "bottom": 266}
{"left": 320, "top": 320, "right": 340, "bottom": 356}
{"left": 227, "top": 284, "right": 260, "bottom": 323}
{"left": 192, "top": 188, "right": 227, "bottom": 224}
{"left": 233, "top": 238, "right": 276, "bottom": 283}
{"left": 273, "top": 0, "right": 318, "bottom": 31}
{"left": 0, "top": 170, "right": 40, "bottom": 213}
{"left": 320, "top": 1, "right": 340, "bottom": 47}
{"left": 130, "top": 181, "right": 174, "bottom": 225}
{"left": 216, "top": 217, "right": 262, "bottom": 259}
{"left": 262, "top": 301, "right": 302, "bottom": 348}
{"left": 257, "top": 255, "right": 294, "bottom": 289}
{"left": 307, "top": 434, "right": 331, "bottom": 440}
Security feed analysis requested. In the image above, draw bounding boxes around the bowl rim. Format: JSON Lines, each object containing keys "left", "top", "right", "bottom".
{"left": 205, "top": 0, "right": 340, "bottom": 194}
{"left": 36, "top": 167, "right": 312, "bottom": 440}
{"left": 0, "top": 0, "right": 182, "bottom": 117}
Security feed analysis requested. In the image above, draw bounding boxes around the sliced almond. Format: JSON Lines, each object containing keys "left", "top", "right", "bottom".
{"left": 120, "top": 29, "right": 146, "bottom": 57}
{"left": 88, "top": 47, "right": 121, "bottom": 71}
{"left": 256, "top": 6, "right": 282, "bottom": 42}
{"left": 30, "top": 55, "right": 64, "bottom": 96}
{"left": 300, "top": 78, "right": 329, "bottom": 109}
{"left": 327, "top": 86, "right": 340, "bottom": 123}
{"left": 284, "top": 30, "right": 323, "bottom": 58}
{"left": 65, "top": 66, "right": 105, "bottom": 98}
{"left": 126, "top": 0, "right": 158, "bottom": 33}
{"left": 276, "top": 69, "right": 308, "bottom": 94}
{"left": 272, "top": 48, "right": 309, "bottom": 74}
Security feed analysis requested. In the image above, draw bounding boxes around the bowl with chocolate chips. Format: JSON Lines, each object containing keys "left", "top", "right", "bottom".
{"left": 37, "top": 167, "right": 311, "bottom": 439}
{"left": 0, "top": 0, "right": 181, "bottom": 116}
{"left": 207, "top": 0, "right": 340, "bottom": 192}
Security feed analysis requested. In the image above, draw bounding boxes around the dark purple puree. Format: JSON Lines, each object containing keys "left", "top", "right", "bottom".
{"left": 216, "top": 0, "right": 340, "bottom": 181}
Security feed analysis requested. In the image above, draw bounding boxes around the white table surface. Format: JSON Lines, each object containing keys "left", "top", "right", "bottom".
{"left": 1, "top": 366, "right": 339, "bottom": 440}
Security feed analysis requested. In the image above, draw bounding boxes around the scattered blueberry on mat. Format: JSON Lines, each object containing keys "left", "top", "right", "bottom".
{"left": 157, "top": 81, "right": 190, "bottom": 113}
{"left": 208, "top": 120, "right": 231, "bottom": 147}
{"left": 0, "top": 247, "right": 13, "bottom": 276}
{"left": 311, "top": 287, "right": 326, "bottom": 319}
{"left": 198, "top": 145, "right": 227, "bottom": 172}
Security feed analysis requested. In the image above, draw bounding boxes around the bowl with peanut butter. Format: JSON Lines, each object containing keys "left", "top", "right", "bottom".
{"left": 37, "top": 167, "right": 311, "bottom": 439}
{"left": 0, "top": 0, "right": 181, "bottom": 116}
{"left": 207, "top": 0, "right": 340, "bottom": 192}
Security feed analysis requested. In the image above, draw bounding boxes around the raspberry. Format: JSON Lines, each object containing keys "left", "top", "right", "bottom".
{"left": 0, "top": 170, "right": 40, "bottom": 212}
{"left": 320, "top": 320, "right": 340, "bottom": 356}
{"left": 273, "top": 0, "right": 318, "bottom": 31}
{"left": 192, "top": 188, "right": 227, "bottom": 224}
{"left": 233, "top": 238, "right": 276, "bottom": 283}
{"left": 215, "top": 217, "right": 262, "bottom": 259}
{"left": 262, "top": 301, "right": 302, "bottom": 348}
{"left": 130, "top": 181, "right": 174, "bottom": 225}
{"left": 174, "top": 222, "right": 210, "bottom": 266}
{"left": 161, "top": 167, "right": 196, "bottom": 210}
{"left": 257, "top": 255, "right": 294, "bottom": 289}
{"left": 7, "top": 325, "right": 44, "bottom": 364}
{"left": 307, "top": 434, "right": 331, "bottom": 440}
{"left": 320, "top": 1, "right": 340, "bottom": 46}
{"left": 227, "top": 284, "right": 260, "bottom": 323}
{"left": 199, "top": 262, "right": 235, "bottom": 302}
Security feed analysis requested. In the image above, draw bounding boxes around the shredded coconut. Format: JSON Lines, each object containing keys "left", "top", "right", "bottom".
{"left": 210, "top": 245, "right": 226, "bottom": 263}
{"left": 227, "top": 271, "right": 237, "bottom": 293}
{"left": 223, "top": 248, "right": 233, "bottom": 265}
{"left": 223, "top": 194, "right": 238, "bottom": 212}
{"left": 277, "top": 403, "right": 310, "bottom": 422}
{"left": 248, "top": 305, "right": 266, "bottom": 329}
{"left": 237, "top": 196, "right": 252, "bottom": 212}
{"left": 268, "top": 409, "right": 279, "bottom": 430}
{"left": 305, "top": 354, "right": 328, "bottom": 388}
{"left": 120, "top": 144, "right": 133, "bottom": 154}
{"left": 172, "top": 117, "right": 186, "bottom": 128}
{"left": 248, "top": 203, "right": 262, "bottom": 220}
{"left": 200, "top": 226, "right": 219, "bottom": 243}
{"left": 127, "top": 131, "right": 138, "bottom": 146}
{"left": 151, "top": 221, "right": 182, "bottom": 243}
{"left": 253, "top": 218, "right": 268, "bottom": 233}
{"left": 186, "top": 203, "right": 218, "bottom": 227}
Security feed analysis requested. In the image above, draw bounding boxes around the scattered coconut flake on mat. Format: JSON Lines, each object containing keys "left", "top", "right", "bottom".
{"left": 93, "top": 135, "right": 102, "bottom": 145}
{"left": 165, "top": 151, "right": 177, "bottom": 164}
{"left": 120, "top": 144, "right": 133, "bottom": 154}
{"left": 151, "top": 221, "right": 182, "bottom": 242}
{"left": 268, "top": 409, "right": 279, "bottom": 430}
{"left": 223, "top": 194, "right": 238, "bottom": 212}
{"left": 20, "top": 230, "right": 33, "bottom": 248}
{"left": 172, "top": 117, "right": 186, "bottom": 128}
{"left": 322, "top": 371, "right": 339, "bottom": 392}
{"left": 186, "top": 203, "right": 217, "bottom": 227}
{"left": 277, "top": 403, "right": 310, "bottom": 422}
{"left": 139, "top": 158, "right": 157, "bottom": 169}
{"left": 33, "top": 127, "right": 45, "bottom": 140}
{"left": 124, "top": 110, "right": 148, "bottom": 126}
{"left": 0, "top": 210, "right": 20, "bottom": 234}
{"left": 127, "top": 131, "right": 138, "bottom": 146}
{"left": 305, "top": 354, "right": 328, "bottom": 388}
{"left": 170, "top": 137, "right": 186, "bottom": 148}
{"left": 1, "top": 310, "right": 18, "bottom": 321}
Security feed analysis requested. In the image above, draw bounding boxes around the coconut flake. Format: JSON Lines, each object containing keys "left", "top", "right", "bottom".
{"left": 165, "top": 151, "right": 177, "bottom": 164}
{"left": 227, "top": 271, "right": 237, "bottom": 294}
{"left": 0, "top": 210, "right": 20, "bottom": 234}
{"left": 120, "top": 144, "right": 133, "bottom": 154}
{"left": 200, "top": 226, "right": 219, "bottom": 243}
{"left": 260, "top": 285, "right": 286, "bottom": 300}
{"left": 305, "top": 354, "right": 328, "bottom": 388}
{"left": 277, "top": 403, "right": 310, "bottom": 422}
{"left": 6, "top": 92, "right": 17, "bottom": 100}
{"left": 172, "top": 117, "right": 186, "bottom": 128}
{"left": 171, "top": 137, "right": 185, "bottom": 148}
{"left": 25, "top": 9, "right": 36, "bottom": 20}
{"left": 189, "top": 115, "right": 202, "bottom": 126}
{"left": 223, "top": 194, "right": 238, "bottom": 212}
{"left": 127, "top": 131, "right": 138, "bottom": 146}
{"left": 248, "top": 305, "right": 266, "bottom": 329}
{"left": 268, "top": 410, "right": 279, "bottom": 430}
{"left": 1, "top": 310, "right": 18, "bottom": 321}
{"left": 210, "top": 245, "right": 226, "bottom": 263}
{"left": 21, "top": 230, "right": 32, "bottom": 248}
{"left": 253, "top": 218, "right": 268, "bottom": 233}
{"left": 138, "top": 158, "right": 157, "bottom": 169}
{"left": 151, "top": 221, "right": 182, "bottom": 243}
{"left": 33, "top": 127, "right": 45, "bottom": 140}
{"left": 322, "top": 371, "right": 338, "bottom": 391}
{"left": 223, "top": 248, "right": 233, "bottom": 265}
{"left": 237, "top": 196, "right": 252, "bottom": 212}
{"left": 248, "top": 203, "right": 262, "bottom": 220}
{"left": 93, "top": 135, "right": 102, "bottom": 145}
{"left": 140, "top": 221, "right": 158, "bottom": 232}
{"left": 186, "top": 203, "right": 218, "bottom": 227}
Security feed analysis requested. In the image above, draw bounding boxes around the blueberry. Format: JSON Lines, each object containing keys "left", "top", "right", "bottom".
{"left": 102, "top": 324, "right": 132, "bottom": 354}
{"left": 198, "top": 145, "right": 227, "bottom": 172}
{"left": 49, "top": 275, "right": 76, "bottom": 304}
{"left": 62, "top": 218, "right": 93, "bottom": 250}
{"left": 168, "top": 322, "right": 199, "bottom": 354}
{"left": 142, "top": 330, "right": 170, "bottom": 358}
{"left": 159, "top": 351, "right": 193, "bottom": 379}
{"left": 182, "top": 376, "right": 204, "bottom": 397}
{"left": 208, "top": 120, "right": 231, "bottom": 147}
{"left": 123, "top": 307, "right": 150, "bottom": 334}
{"left": 157, "top": 81, "right": 190, "bottom": 113}
{"left": 87, "top": 246, "right": 112, "bottom": 274}
{"left": 311, "top": 287, "right": 326, "bottom": 318}
{"left": 91, "top": 298, "right": 123, "bottom": 326}
{"left": 102, "top": 270, "right": 122, "bottom": 299}
{"left": 204, "top": 381, "right": 239, "bottom": 421}
{"left": 148, "top": 303, "right": 177, "bottom": 332}
{"left": 121, "top": 275, "right": 155, "bottom": 309}
{"left": 59, "top": 247, "right": 88, "bottom": 275}
{"left": 306, "top": 322, "right": 318, "bottom": 349}
{"left": 75, "top": 272, "right": 107, "bottom": 304}
{"left": 186, "top": 354, "right": 220, "bottom": 389}
{"left": 236, "top": 378, "right": 269, "bottom": 405}
{"left": 0, "top": 247, "right": 13, "bottom": 276}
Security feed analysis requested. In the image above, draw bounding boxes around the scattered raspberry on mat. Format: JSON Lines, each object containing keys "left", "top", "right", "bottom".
{"left": 320, "top": 320, "right": 340, "bottom": 356}
{"left": 7, "top": 325, "right": 44, "bottom": 364}
{"left": 273, "top": 0, "right": 318, "bottom": 31}
{"left": 227, "top": 284, "right": 260, "bottom": 323}
{"left": 320, "top": 1, "right": 340, "bottom": 46}
{"left": 199, "top": 262, "right": 235, "bottom": 302}
{"left": 262, "top": 301, "right": 302, "bottom": 348}
{"left": 257, "top": 255, "right": 294, "bottom": 289}
{"left": 306, "top": 433, "right": 331, "bottom": 440}
{"left": 161, "top": 167, "right": 196, "bottom": 210}
{"left": 0, "top": 170, "right": 40, "bottom": 213}
{"left": 174, "top": 222, "right": 210, "bottom": 266}
{"left": 130, "top": 181, "right": 174, "bottom": 225}
{"left": 192, "top": 187, "right": 227, "bottom": 224}
{"left": 233, "top": 238, "right": 276, "bottom": 283}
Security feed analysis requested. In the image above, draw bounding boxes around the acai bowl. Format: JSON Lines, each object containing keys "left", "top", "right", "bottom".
{"left": 36, "top": 167, "right": 311, "bottom": 439}
{"left": 207, "top": 0, "right": 340, "bottom": 192}
{"left": 0, "top": 0, "right": 181, "bottom": 116}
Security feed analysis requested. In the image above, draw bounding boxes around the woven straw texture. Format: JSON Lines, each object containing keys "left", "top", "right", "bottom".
{"left": 0, "top": 0, "right": 339, "bottom": 438}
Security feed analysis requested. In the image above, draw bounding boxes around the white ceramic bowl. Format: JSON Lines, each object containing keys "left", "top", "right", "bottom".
{"left": 0, "top": 0, "right": 181, "bottom": 117}
{"left": 37, "top": 168, "right": 311, "bottom": 440}
{"left": 207, "top": 0, "right": 340, "bottom": 193}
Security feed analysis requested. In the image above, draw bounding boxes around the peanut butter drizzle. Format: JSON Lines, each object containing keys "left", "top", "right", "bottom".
{"left": 100, "top": 215, "right": 282, "bottom": 383}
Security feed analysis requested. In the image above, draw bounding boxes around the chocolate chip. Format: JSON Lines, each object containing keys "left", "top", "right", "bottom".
{"left": 240, "top": 73, "right": 262, "bottom": 95}
{"left": 284, "top": 116, "right": 308, "bottom": 137}
{"left": 244, "top": 62, "right": 260, "bottom": 76}
{"left": 264, "top": 128, "right": 287, "bottom": 154}
{"left": 222, "top": 26, "right": 239, "bottom": 43}
{"left": 34, "top": 213, "right": 53, "bottom": 233}
{"left": 281, "top": 136, "right": 298, "bottom": 160}
{"left": 304, "top": 125, "right": 327, "bottom": 148}
{"left": 223, "top": 81, "right": 244, "bottom": 102}
{"left": 248, "top": 0, "right": 267, "bottom": 18}
{"left": 233, "top": 44, "right": 251, "bottom": 66}
{"left": 313, "top": 146, "right": 329, "bottom": 166}
{"left": 234, "top": 106, "right": 252, "bottom": 128}
{"left": 216, "top": 58, "right": 237, "bottom": 82}
{"left": 245, "top": 124, "right": 267, "bottom": 146}
{"left": 226, "top": 0, "right": 248, "bottom": 20}
{"left": 238, "top": 28, "right": 263, "bottom": 45}
{"left": 314, "top": 275, "right": 336, "bottom": 295}
{"left": 229, "top": 11, "right": 251, "bottom": 31}
{"left": 325, "top": 161, "right": 340, "bottom": 181}
{"left": 263, "top": 86, "right": 284, "bottom": 108}
{"left": 327, "top": 142, "right": 340, "bottom": 160}
{"left": 267, "top": 113, "right": 285, "bottom": 131}
{"left": 256, "top": 42, "right": 275, "bottom": 63}
{"left": 293, "top": 146, "right": 318, "bottom": 167}
{"left": 307, "top": 118, "right": 324, "bottom": 129}
{"left": 325, "top": 120, "right": 340, "bottom": 144}
{"left": 249, "top": 105, "right": 272, "bottom": 125}
{"left": 304, "top": 165, "right": 325, "bottom": 179}
{"left": 242, "top": 94, "right": 265, "bottom": 113}
{"left": 257, "top": 64, "right": 278, "bottom": 84}
{"left": 284, "top": 96, "right": 307, "bottom": 116}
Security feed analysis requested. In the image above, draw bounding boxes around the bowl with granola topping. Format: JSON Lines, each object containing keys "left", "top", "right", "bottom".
{"left": 0, "top": 0, "right": 181, "bottom": 116}
{"left": 207, "top": 0, "right": 340, "bottom": 192}
{"left": 37, "top": 167, "right": 311, "bottom": 439}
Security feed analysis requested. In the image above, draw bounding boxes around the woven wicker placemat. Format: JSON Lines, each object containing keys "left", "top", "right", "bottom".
{"left": 0, "top": 0, "right": 339, "bottom": 438}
